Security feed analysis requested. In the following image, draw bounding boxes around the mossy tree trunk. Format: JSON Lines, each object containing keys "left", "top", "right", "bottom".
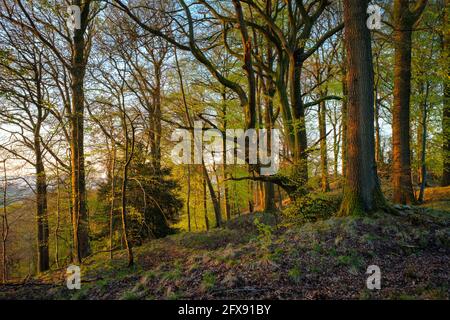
{"left": 338, "top": 0, "right": 387, "bottom": 216}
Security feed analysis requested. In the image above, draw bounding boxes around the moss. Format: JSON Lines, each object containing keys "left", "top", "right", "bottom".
{"left": 337, "top": 185, "right": 390, "bottom": 217}
{"left": 337, "top": 250, "right": 363, "bottom": 270}
{"left": 121, "top": 291, "right": 141, "bottom": 300}
{"left": 288, "top": 266, "right": 302, "bottom": 284}
{"left": 69, "top": 285, "right": 91, "bottom": 300}
{"left": 337, "top": 190, "right": 366, "bottom": 217}
{"left": 200, "top": 271, "right": 216, "bottom": 292}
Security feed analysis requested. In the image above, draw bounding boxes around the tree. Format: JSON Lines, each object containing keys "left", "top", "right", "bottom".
{"left": 1, "top": 159, "right": 9, "bottom": 283}
{"left": 115, "top": 0, "right": 343, "bottom": 198}
{"left": 392, "top": 0, "right": 428, "bottom": 204}
{"left": 442, "top": 0, "right": 450, "bottom": 186}
{"left": 0, "top": 22, "right": 50, "bottom": 272}
{"left": 338, "top": 0, "right": 387, "bottom": 216}
{"left": 0, "top": 0, "right": 101, "bottom": 262}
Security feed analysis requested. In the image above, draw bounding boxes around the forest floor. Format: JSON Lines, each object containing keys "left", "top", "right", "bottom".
{"left": 0, "top": 187, "right": 449, "bottom": 300}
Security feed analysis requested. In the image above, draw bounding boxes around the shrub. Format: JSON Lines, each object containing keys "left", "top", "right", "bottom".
{"left": 254, "top": 218, "right": 273, "bottom": 253}
{"left": 283, "top": 194, "right": 340, "bottom": 223}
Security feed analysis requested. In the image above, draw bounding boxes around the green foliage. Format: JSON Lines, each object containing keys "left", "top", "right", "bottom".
{"left": 283, "top": 194, "right": 340, "bottom": 223}
{"left": 200, "top": 271, "right": 216, "bottom": 292}
{"left": 254, "top": 217, "right": 273, "bottom": 253}
{"left": 336, "top": 250, "right": 363, "bottom": 271}
{"left": 97, "top": 142, "right": 183, "bottom": 245}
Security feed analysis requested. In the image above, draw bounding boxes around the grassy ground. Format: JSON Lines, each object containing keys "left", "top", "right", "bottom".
{"left": 0, "top": 188, "right": 449, "bottom": 300}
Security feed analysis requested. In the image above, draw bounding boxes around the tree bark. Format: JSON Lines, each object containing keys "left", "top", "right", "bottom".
{"left": 392, "top": 0, "right": 428, "bottom": 204}
{"left": 187, "top": 165, "right": 191, "bottom": 232}
{"left": 290, "top": 54, "right": 309, "bottom": 182}
{"left": 151, "top": 61, "right": 163, "bottom": 174}
{"left": 203, "top": 177, "right": 209, "bottom": 231}
{"left": 338, "top": 0, "right": 387, "bottom": 216}
{"left": 120, "top": 112, "right": 135, "bottom": 267}
{"left": 341, "top": 57, "right": 349, "bottom": 177}
{"left": 70, "top": 0, "right": 92, "bottom": 263}
{"left": 392, "top": 2, "right": 415, "bottom": 204}
{"left": 109, "top": 143, "right": 116, "bottom": 260}
{"left": 203, "top": 164, "right": 222, "bottom": 228}
{"left": 232, "top": 0, "right": 257, "bottom": 132}
{"left": 55, "top": 165, "right": 60, "bottom": 268}
{"left": 418, "top": 83, "right": 429, "bottom": 202}
{"left": 319, "top": 98, "right": 330, "bottom": 192}
{"left": 1, "top": 160, "right": 8, "bottom": 283}
{"left": 35, "top": 138, "right": 49, "bottom": 272}
{"left": 221, "top": 92, "right": 231, "bottom": 220}
{"left": 442, "top": 0, "right": 450, "bottom": 186}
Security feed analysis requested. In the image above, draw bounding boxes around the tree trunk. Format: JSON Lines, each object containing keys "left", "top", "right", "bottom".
{"left": 121, "top": 165, "right": 133, "bottom": 267}
{"left": 109, "top": 144, "right": 116, "bottom": 260}
{"left": 392, "top": 0, "right": 428, "bottom": 203}
{"left": 331, "top": 105, "right": 340, "bottom": 179}
{"left": 70, "top": 2, "right": 91, "bottom": 263}
{"left": 55, "top": 165, "right": 60, "bottom": 268}
{"left": 418, "top": 86, "right": 428, "bottom": 203}
{"left": 221, "top": 94, "right": 231, "bottom": 221}
{"left": 202, "top": 162, "right": 222, "bottom": 228}
{"left": 263, "top": 38, "right": 276, "bottom": 212}
{"left": 202, "top": 164, "right": 222, "bottom": 227}
{"left": 120, "top": 116, "right": 135, "bottom": 267}
{"left": 1, "top": 160, "right": 8, "bottom": 283}
{"left": 443, "top": 89, "right": 450, "bottom": 186}
{"left": 442, "top": 0, "right": 450, "bottom": 186}
{"left": 222, "top": 162, "right": 231, "bottom": 221}
{"left": 392, "top": 0, "right": 415, "bottom": 204}
{"left": 152, "top": 62, "right": 162, "bottom": 174}
{"left": 35, "top": 139, "right": 49, "bottom": 273}
{"left": 247, "top": 180, "right": 254, "bottom": 213}
{"left": 319, "top": 98, "right": 330, "bottom": 192}
{"left": 338, "top": 0, "right": 387, "bottom": 216}
{"left": 187, "top": 165, "right": 191, "bottom": 232}
{"left": 174, "top": 46, "right": 221, "bottom": 227}
{"left": 374, "top": 53, "right": 383, "bottom": 166}
{"left": 232, "top": 0, "right": 257, "bottom": 132}
{"left": 341, "top": 58, "right": 349, "bottom": 177}
{"left": 290, "top": 54, "right": 309, "bottom": 182}
{"left": 203, "top": 177, "right": 209, "bottom": 231}
{"left": 375, "top": 95, "right": 382, "bottom": 165}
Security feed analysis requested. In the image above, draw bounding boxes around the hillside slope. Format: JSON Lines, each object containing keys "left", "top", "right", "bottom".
{"left": 0, "top": 190, "right": 449, "bottom": 300}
